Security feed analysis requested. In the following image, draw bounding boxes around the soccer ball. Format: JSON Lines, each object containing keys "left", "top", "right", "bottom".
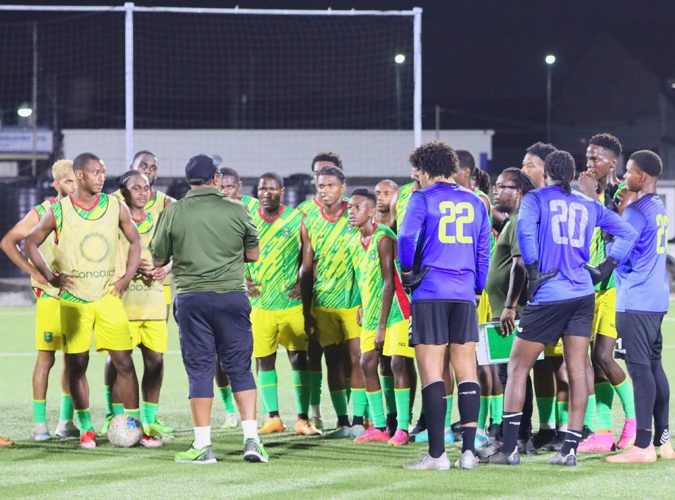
{"left": 107, "top": 414, "right": 143, "bottom": 448}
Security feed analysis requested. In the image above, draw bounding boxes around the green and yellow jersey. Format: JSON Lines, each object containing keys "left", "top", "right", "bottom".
{"left": 247, "top": 205, "right": 303, "bottom": 310}
{"left": 31, "top": 198, "right": 60, "bottom": 298}
{"left": 473, "top": 187, "right": 496, "bottom": 257}
{"left": 395, "top": 182, "right": 416, "bottom": 230}
{"left": 297, "top": 196, "right": 322, "bottom": 217}
{"left": 52, "top": 193, "right": 120, "bottom": 303}
{"left": 303, "top": 200, "right": 360, "bottom": 309}
{"left": 353, "top": 224, "right": 410, "bottom": 331}
{"left": 589, "top": 187, "right": 623, "bottom": 291}
{"left": 116, "top": 212, "right": 165, "bottom": 321}
{"left": 240, "top": 194, "right": 259, "bottom": 213}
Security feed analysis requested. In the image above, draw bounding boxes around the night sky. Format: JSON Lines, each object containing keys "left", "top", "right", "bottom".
{"left": 2, "top": 0, "right": 675, "bottom": 167}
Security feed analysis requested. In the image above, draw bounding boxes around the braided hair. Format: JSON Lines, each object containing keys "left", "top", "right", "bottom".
{"left": 544, "top": 151, "right": 576, "bottom": 195}
{"left": 500, "top": 167, "right": 536, "bottom": 196}
{"left": 118, "top": 169, "right": 146, "bottom": 205}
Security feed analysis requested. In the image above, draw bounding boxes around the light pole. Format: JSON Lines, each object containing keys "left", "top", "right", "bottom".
{"left": 545, "top": 54, "right": 556, "bottom": 143}
{"left": 395, "top": 53, "right": 405, "bottom": 129}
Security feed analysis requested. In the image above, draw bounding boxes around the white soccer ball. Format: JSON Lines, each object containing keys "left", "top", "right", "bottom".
{"left": 107, "top": 414, "right": 143, "bottom": 448}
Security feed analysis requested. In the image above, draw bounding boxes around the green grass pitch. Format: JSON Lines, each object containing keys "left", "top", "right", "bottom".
{"left": 1, "top": 304, "right": 675, "bottom": 498}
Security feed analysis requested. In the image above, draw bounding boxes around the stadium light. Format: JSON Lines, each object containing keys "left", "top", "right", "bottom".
{"left": 545, "top": 54, "right": 556, "bottom": 65}
{"left": 17, "top": 103, "right": 33, "bottom": 118}
{"left": 394, "top": 53, "right": 406, "bottom": 64}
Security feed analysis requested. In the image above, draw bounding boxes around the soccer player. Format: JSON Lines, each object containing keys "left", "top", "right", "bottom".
{"left": 607, "top": 150, "right": 674, "bottom": 463}
{"left": 390, "top": 163, "right": 421, "bottom": 231}
{"left": 348, "top": 189, "right": 415, "bottom": 445}
{"left": 25, "top": 152, "right": 145, "bottom": 450}
{"left": 246, "top": 173, "right": 320, "bottom": 436}
{"left": 296, "top": 152, "right": 345, "bottom": 431}
{"left": 109, "top": 171, "right": 169, "bottom": 445}
{"left": 374, "top": 179, "right": 398, "bottom": 228}
{"left": 300, "top": 166, "right": 362, "bottom": 439}
{"left": 482, "top": 168, "right": 535, "bottom": 452}
{"left": 215, "top": 165, "right": 258, "bottom": 428}
{"left": 400, "top": 141, "right": 490, "bottom": 471}
{"left": 577, "top": 133, "right": 636, "bottom": 452}
{"left": 487, "top": 150, "right": 637, "bottom": 466}
{"left": 106, "top": 150, "right": 175, "bottom": 436}
{"left": 0, "top": 159, "right": 79, "bottom": 441}
{"left": 520, "top": 141, "right": 566, "bottom": 452}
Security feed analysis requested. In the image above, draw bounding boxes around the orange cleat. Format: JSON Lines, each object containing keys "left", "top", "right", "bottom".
{"left": 606, "top": 443, "right": 657, "bottom": 463}
{"left": 0, "top": 434, "right": 14, "bottom": 447}
{"left": 258, "top": 416, "right": 285, "bottom": 434}
{"left": 294, "top": 418, "right": 322, "bottom": 436}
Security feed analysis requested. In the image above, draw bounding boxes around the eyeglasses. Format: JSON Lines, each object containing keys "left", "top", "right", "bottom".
{"left": 493, "top": 183, "right": 519, "bottom": 192}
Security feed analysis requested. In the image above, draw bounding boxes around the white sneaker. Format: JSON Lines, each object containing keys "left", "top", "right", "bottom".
{"left": 455, "top": 450, "right": 479, "bottom": 470}
{"left": 222, "top": 413, "right": 238, "bottom": 429}
{"left": 55, "top": 420, "right": 80, "bottom": 439}
{"left": 32, "top": 423, "right": 52, "bottom": 442}
{"left": 403, "top": 452, "right": 451, "bottom": 470}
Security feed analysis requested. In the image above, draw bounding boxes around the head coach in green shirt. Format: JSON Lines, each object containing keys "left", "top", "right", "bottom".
{"left": 151, "top": 154, "right": 268, "bottom": 464}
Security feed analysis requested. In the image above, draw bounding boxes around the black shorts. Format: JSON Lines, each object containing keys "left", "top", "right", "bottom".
{"left": 517, "top": 294, "right": 595, "bottom": 345}
{"left": 616, "top": 311, "right": 665, "bottom": 366}
{"left": 410, "top": 300, "right": 478, "bottom": 346}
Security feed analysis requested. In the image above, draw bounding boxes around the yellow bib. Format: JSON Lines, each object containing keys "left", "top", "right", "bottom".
{"left": 116, "top": 212, "right": 166, "bottom": 321}
{"left": 54, "top": 194, "right": 120, "bottom": 302}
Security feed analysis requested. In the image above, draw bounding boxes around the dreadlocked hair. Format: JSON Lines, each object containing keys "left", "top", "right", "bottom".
{"left": 501, "top": 167, "right": 536, "bottom": 196}
{"left": 544, "top": 150, "right": 576, "bottom": 195}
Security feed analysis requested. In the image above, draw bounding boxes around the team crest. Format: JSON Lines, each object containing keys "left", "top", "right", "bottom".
{"left": 281, "top": 228, "right": 291, "bottom": 238}
{"left": 43, "top": 332, "right": 53, "bottom": 343}
{"left": 369, "top": 251, "right": 378, "bottom": 260}
{"left": 346, "top": 226, "right": 355, "bottom": 233}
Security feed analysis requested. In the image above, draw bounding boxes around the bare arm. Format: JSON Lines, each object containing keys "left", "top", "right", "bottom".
{"left": 0, "top": 209, "right": 46, "bottom": 283}
{"left": 375, "top": 237, "right": 396, "bottom": 349}
{"left": 24, "top": 211, "right": 70, "bottom": 289}
{"left": 299, "top": 223, "right": 317, "bottom": 336}
{"left": 245, "top": 246, "right": 259, "bottom": 262}
{"left": 113, "top": 203, "right": 141, "bottom": 296}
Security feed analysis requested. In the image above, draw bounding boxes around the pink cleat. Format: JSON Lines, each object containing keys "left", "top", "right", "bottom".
{"left": 617, "top": 418, "right": 636, "bottom": 449}
{"left": 578, "top": 432, "right": 616, "bottom": 453}
{"left": 354, "top": 427, "right": 390, "bottom": 443}
{"left": 140, "top": 434, "right": 163, "bottom": 448}
{"left": 387, "top": 429, "right": 410, "bottom": 446}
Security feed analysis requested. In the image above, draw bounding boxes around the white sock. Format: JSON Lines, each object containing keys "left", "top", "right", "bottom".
{"left": 241, "top": 419, "right": 259, "bottom": 443}
{"left": 311, "top": 404, "right": 322, "bottom": 419}
{"left": 193, "top": 426, "right": 211, "bottom": 450}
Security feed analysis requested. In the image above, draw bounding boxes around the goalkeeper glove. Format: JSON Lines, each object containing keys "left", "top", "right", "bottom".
{"left": 525, "top": 263, "right": 558, "bottom": 302}
{"left": 402, "top": 267, "right": 429, "bottom": 293}
{"left": 584, "top": 257, "right": 618, "bottom": 285}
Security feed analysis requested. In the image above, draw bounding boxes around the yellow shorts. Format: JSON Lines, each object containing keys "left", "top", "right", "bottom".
{"left": 591, "top": 288, "right": 617, "bottom": 341}
{"left": 60, "top": 294, "right": 133, "bottom": 354}
{"left": 544, "top": 338, "right": 564, "bottom": 357}
{"left": 129, "top": 320, "right": 168, "bottom": 353}
{"left": 252, "top": 305, "right": 307, "bottom": 358}
{"left": 163, "top": 285, "right": 172, "bottom": 306}
{"left": 477, "top": 290, "right": 492, "bottom": 324}
{"left": 383, "top": 320, "right": 415, "bottom": 358}
{"left": 313, "top": 306, "right": 360, "bottom": 348}
{"left": 35, "top": 295, "right": 62, "bottom": 351}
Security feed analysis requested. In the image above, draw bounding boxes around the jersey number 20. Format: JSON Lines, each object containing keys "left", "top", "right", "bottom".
{"left": 656, "top": 214, "right": 669, "bottom": 254}
{"left": 550, "top": 200, "right": 589, "bottom": 248}
{"left": 438, "top": 201, "right": 474, "bottom": 244}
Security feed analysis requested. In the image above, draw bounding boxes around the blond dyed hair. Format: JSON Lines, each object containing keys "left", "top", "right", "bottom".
{"left": 51, "top": 159, "right": 73, "bottom": 181}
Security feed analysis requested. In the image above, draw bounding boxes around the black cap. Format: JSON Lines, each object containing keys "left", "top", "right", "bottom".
{"left": 185, "top": 154, "right": 218, "bottom": 184}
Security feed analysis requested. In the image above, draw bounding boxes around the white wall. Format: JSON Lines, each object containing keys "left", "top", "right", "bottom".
{"left": 63, "top": 129, "right": 494, "bottom": 177}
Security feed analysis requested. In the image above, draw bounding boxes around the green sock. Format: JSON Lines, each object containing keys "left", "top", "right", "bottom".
{"left": 613, "top": 378, "right": 636, "bottom": 419}
{"left": 366, "top": 390, "right": 386, "bottom": 429}
{"left": 258, "top": 370, "right": 279, "bottom": 415}
{"left": 380, "top": 375, "right": 396, "bottom": 415}
{"left": 59, "top": 393, "right": 74, "bottom": 421}
{"left": 310, "top": 371, "right": 322, "bottom": 406}
{"left": 478, "top": 396, "right": 489, "bottom": 431}
{"left": 218, "top": 385, "right": 236, "bottom": 414}
{"left": 141, "top": 401, "right": 158, "bottom": 426}
{"left": 394, "top": 388, "right": 411, "bottom": 431}
{"left": 104, "top": 385, "right": 113, "bottom": 415}
{"left": 112, "top": 403, "right": 125, "bottom": 417}
{"left": 33, "top": 400, "right": 47, "bottom": 424}
{"left": 124, "top": 408, "right": 141, "bottom": 420}
{"left": 595, "top": 381, "right": 614, "bottom": 431}
{"left": 292, "top": 370, "right": 311, "bottom": 416}
{"left": 490, "top": 394, "right": 503, "bottom": 425}
{"left": 330, "top": 389, "right": 348, "bottom": 418}
{"left": 584, "top": 394, "right": 596, "bottom": 431}
{"left": 536, "top": 397, "right": 556, "bottom": 430}
{"left": 556, "top": 401, "right": 569, "bottom": 429}
{"left": 351, "top": 388, "right": 367, "bottom": 418}
{"left": 345, "top": 377, "right": 351, "bottom": 404}
{"left": 444, "top": 394, "right": 453, "bottom": 428}
{"left": 75, "top": 408, "right": 93, "bottom": 432}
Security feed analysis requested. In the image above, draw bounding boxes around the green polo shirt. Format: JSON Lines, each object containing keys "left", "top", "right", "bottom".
{"left": 485, "top": 210, "right": 521, "bottom": 318}
{"left": 150, "top": 187, "right": 259, "bottom": 293}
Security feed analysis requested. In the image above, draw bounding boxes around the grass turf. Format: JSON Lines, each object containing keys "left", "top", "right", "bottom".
{"left": 1, "top": 305, "right": 675, "bottom": 498}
